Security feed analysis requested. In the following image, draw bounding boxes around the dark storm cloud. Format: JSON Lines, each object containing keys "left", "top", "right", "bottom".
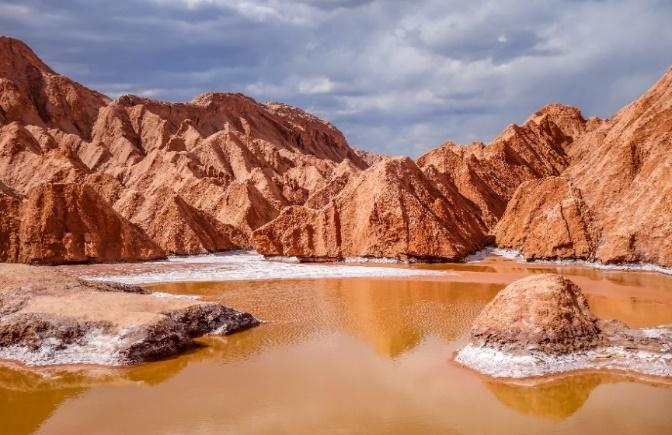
{"left": 0, "top": 0, "right": 670, "bottom": 156}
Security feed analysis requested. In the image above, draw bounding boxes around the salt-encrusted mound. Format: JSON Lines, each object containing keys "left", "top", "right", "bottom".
{"left": 0, "top": 264, "right": 259, "bottom": 366}
{"left": 470, "top": 274, "right": 602, "bottom": 354}
{"left": 457, "top": 274, "right": 672, "bottom": 378}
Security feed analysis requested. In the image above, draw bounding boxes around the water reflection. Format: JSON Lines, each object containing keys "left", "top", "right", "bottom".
{"left": 485, "top": 374, "right": 604, "bottom": 420}
{"left": 486, "top": 372, "right": 672, "bottom": 421}
{"left": 0, "top": 349, "right": 200, "bottom": 435}
{"left": 154, "top": 278, "right": 502, "bottom": 358}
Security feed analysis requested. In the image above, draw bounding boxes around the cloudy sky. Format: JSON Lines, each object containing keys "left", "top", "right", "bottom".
{"left": 1, "top": 0, "right": 670, "bottom": 156}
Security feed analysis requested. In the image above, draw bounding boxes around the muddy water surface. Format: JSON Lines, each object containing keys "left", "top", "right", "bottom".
{"left": 2, "top": 256, "right": 672, "bottom": 434}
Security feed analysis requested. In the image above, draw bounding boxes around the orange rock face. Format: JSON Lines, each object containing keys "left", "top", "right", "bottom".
{"left": 0, "top": 37, "right": 371, "bottom": 263}
{"left": 417, "top": 104, "right": 590, "bottom": 228}
{"left": 496, "top": 68, "right": 672, "bottom": 266}
{"left": 0, "top": 37, "right": 109, "bottom": 139}
{"left": 254, "top": 103, "right": 592, "bottom": 260}
{"left": 1, "top": 183, "right": 164, "bottom": 264}
{"left": 1, "top": 35, "right": 670, "bottom": 267}
{"left": 494, "top": 177, "right": 596, "bottom": 259}
{"left": 254, "top": 157, "right": 488, "bottom": 260}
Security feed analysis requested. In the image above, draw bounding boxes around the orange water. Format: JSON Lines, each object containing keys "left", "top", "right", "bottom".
{"left": 2, "top": 257, "right": 672, "bottom": 435}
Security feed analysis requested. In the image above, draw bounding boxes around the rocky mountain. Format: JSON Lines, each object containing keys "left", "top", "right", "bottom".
{"left": 0, "top": 36, "right": 370, "bottom": 263}
{"left": 495, "top": 68, "right": 672, "bottom": 267}
{"left": 255, "top": 102, "right": 594, "bottom": 260}
{"left": 417, "top": 104, "right": 594, "bottom": 228}
{"left": 1, "top": 36, "right": 670, "bottom": 266}
{"left": 254, "top": 157, "right": 488, "bottom": 260}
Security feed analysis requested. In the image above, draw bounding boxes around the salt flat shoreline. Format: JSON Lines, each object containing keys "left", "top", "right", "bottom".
{"left": 2, "top": 251, "right": 671, "bottom": 369}
{"left": 0, "top": 263, "right": 259, "bottom": 367}
{"left": 63, "top": 249, "right": 672, "bottom": 287}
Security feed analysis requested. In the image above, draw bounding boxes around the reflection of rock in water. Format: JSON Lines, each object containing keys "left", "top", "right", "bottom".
{"left": 0, "top": 386, "right": 81, "bottom": 435}
{"left": 485, "top": 372, "right": 672, "bottom": 421}
{"left": 0, "top": 366, "right": 84, "bottom": 435}
{"left": 485, "top": 373, "right": 602, "bottom": 420}
{"left": 331, "top": 280, "right": 499, "bottom": 358}
{"left": 0, "top": 351, "right": 196, "bottom": 434}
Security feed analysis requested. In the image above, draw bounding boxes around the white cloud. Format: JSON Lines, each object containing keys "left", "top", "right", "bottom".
{"left": 298, "top": 77, "right": 336, "bottom": 94}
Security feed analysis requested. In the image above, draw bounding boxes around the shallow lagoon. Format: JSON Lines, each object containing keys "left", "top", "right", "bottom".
{"left": 2, "top": 255, "right": 672, "bottom": 435}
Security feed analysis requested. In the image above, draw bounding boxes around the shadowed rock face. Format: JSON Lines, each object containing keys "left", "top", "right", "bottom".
{"left": 0, "top": 37, "right": 109, "bottom": 139}
{"left": 0, "top": 264, "right": 259, "bottom": 366}
{"left": 494, "top": 177, "right": 596, "bottom": 260}
{"left": 457, "top": 274, "right": 672, "bottom": 378}
{"left": 0, "top": 182, "right": 165, "bottom": 264}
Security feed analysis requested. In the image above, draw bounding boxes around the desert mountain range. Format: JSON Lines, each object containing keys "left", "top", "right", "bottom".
{"left": 0, "top": 36, "right": 670, "bottom": 266}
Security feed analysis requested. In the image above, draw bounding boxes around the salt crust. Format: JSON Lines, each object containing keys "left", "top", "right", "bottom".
{"left": 82, "top": 251, "right": 453, "bottom": 285}
{"left": 456, "top": 339, "right": 672, "bottom": 378}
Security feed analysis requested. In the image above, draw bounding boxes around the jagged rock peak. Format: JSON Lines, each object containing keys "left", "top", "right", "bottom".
{"left": 0, "top": 35, "right": 55, "bottom": 74}
{"left": 190, "top": 91, "right": 260, "bottom": 108}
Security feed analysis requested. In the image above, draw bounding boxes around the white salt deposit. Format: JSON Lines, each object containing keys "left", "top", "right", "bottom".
{"left": 344, "top": 256, "right": 402, "bottom": 264}
{"left": 81, "top": 251, "right": 453, "bottom": 285}
{"left": 464, "top": 247, "right": 523, "bottom": 262}
{"left": 531, "top": 258, "right": 672, "bottom": 276}
{"left": 150, "top": 292, "right": 201, "bottom": 300}
{"left": 0, "top": 327, "right": 129, "bottom": 366}
{"left": 465, "top": 246, "right": 672, "bottom": 275}
{"left": 456, "top": 344, "right": 672, "bottom": 378}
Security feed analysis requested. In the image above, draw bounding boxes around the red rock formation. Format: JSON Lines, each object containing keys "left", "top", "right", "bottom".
{"left": 1, "top": 36, "right": 670, "bottom": 267}
{"left": 0, "top": 37, "right": 371, "bottom": 264}
{"left": 111, "top": 186, "right": 248, "bottom": 254}
{"left": 0, "top": 36, "right": 109, "bottom": 138}
{"left": 496, "top": 68, "right": 672, "bottom": 266}
{"left": 494, "top": 177, "right": 596, "bottom": 259}
{"left": 3, "top": 183, "right": 164, "bottom": 264}
{"left": 417, "top": 104, "right": 591, "bottom": 228}
{"left": 0, "top": 183, "right": 21, "bottom": 261}
{"left": 253, "top": 157, "right": 488, "bottom": 260}
{"left": 255, "top": 103, "right": 593, "bottom": 261}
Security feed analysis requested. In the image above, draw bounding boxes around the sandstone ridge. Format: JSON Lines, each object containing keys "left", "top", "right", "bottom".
{"left": 0, "top": 36, "right": 375, "bottom": 263}
{"left": 495, "top": 68, "right": 672, "bottom": 267}
{"left": 1, "top": 36, "right": 671, "bottom": 267}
